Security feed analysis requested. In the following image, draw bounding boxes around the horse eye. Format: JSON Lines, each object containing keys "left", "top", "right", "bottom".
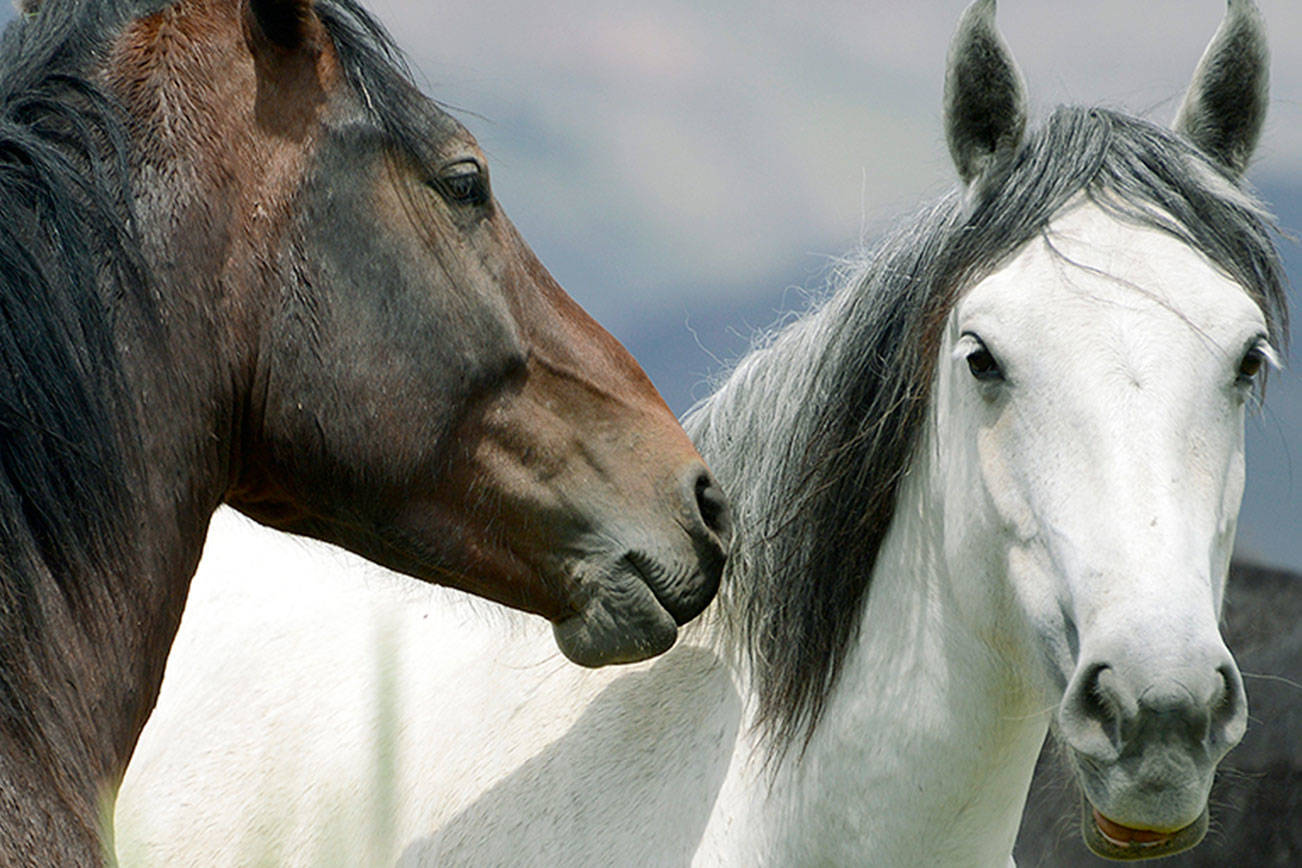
{"left": 966, "top": 345, "right": 1003, "bottom": 382}
{"left": 434, "top": 160, "right": 488, "bottom": 206}
{"left": 1236, "top": 347, "right": 1265, "bottom": 384}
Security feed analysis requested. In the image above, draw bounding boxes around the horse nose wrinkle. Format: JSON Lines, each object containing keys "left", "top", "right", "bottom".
{"left": 1137, "top": 679, "right": 1212, "bottom": 745}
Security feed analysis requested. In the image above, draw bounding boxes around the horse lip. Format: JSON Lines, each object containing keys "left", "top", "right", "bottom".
{"left": 1081, "top": 802, "right": 1208, "bottom": 861}
{"left": 549, "top": 554, "right": 680, "bottom": 667}
{"left": 1093, "top": 809, "right": 1175, "bottom": 846}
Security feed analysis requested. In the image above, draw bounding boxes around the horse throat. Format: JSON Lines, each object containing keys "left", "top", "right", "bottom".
{"left": 751, "top": 440, "right": 1053, "bottom": 865}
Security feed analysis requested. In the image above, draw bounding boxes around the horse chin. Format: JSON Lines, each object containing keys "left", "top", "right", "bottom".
{"left": 1068, "top": 749, "right": 1213, "bottom": 861}
{"left": 1080, "top": 801, "right": 1208, "bottom": 862}
{"left": 550, "top": 559, "right": 681, "bottom": 667}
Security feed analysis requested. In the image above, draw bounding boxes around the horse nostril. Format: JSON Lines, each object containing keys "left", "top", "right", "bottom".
{"left": 1212, "top": 666, "right": 1230, "bottom": 710}
{"left": 693, "top": 470, "right": 732, "bottom": 547}
{"left": 1062, "top": 650, "right": 1248, "bottom": 764}
{"left": 1211, "top": 662, "right": 1248, "bottom": 748}
{"left": 1060, "top": 662, "right": 1128, "bottom": 761}
{"left": 1085, "top": 666, "right": 1114, "bottom": 720}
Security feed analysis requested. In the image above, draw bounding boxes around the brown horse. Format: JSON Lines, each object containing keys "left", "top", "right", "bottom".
{"left": 0, "top": 0, "right": 729, "bottom": 861}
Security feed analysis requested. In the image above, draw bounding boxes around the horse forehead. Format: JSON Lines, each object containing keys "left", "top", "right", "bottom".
{"left": 959, "top": 202, "right": 1264, "bottom": 342}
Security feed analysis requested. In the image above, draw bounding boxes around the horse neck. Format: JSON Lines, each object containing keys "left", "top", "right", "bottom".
{"left": 0, "top": 8, "right": 254, "bottom": 863}
{"left": 0, "top": 91, "right": 245, "bottom": 868}
{"left": 0, "top": 297, "right": 230, "bottom": 866}
{"left": 710, "top": 428, "right": 1052, "bottom": 866}
{"left": 91, "top": 0, "right": 325, "bottom": 779}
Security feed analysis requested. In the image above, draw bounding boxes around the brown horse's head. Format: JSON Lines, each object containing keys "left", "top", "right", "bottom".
{"left": 109, "top": 0, "right": 729, "bottom": 666}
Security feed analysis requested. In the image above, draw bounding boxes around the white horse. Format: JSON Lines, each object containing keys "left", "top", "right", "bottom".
{"left": 116, "top": 1, "right": 1288, "bottom": 864}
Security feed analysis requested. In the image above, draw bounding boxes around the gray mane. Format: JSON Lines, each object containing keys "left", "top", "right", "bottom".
{"left": 684, "top": 106, "right": 1289, "bottom": 760}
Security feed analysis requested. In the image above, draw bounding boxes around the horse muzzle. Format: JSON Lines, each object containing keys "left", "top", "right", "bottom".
{"left": 551, "top": 466, "right": 729, "bottom": 666}
{"left": 551, "top": 546, "right": 722, "bottom": 667}
{"left": 1057, "top": 641, "right": 1248, "bottom": 861}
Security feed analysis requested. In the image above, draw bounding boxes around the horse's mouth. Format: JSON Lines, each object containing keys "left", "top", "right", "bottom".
{"left": 550, "top": 553, "right": 682, "bottom": 667}
{"left": 1082, "top": 803, "right": 1208, "bottom": 861}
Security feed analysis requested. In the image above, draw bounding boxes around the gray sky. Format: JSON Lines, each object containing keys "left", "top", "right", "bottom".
{"left": 366, "top": 0, "right": 1302, "bottom": 317}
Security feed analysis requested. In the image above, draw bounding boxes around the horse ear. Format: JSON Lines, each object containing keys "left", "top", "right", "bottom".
{"left": 1173, "top": 0, "right": 1269, "bottom": 177}
{"left": 943, "top": 0, "right": 1028, "bottom": 187}
{"left": 249, "top": 0, "right": 317, "bottom": 50}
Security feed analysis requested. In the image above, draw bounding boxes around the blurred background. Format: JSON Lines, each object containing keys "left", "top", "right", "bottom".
{"left": 364, "top": 0, "right": 1302, "bottom": 570}
{"left": 8, "top": 1, "right": 1299, "bottom": 568}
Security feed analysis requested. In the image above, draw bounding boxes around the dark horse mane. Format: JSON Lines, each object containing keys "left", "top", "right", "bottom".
{"left": 0, "top": 0, "right": 148, "bottom": 592}
{"left": 0, "top": 0, "right": 427, "bottom": 692}
{"left": 685, "top": 106, "right": 1290, "bottom": 760}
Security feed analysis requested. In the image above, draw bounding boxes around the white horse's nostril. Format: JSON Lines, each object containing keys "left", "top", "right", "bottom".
{"left": 1211, "top": 662, "right": 1249, "bottom": 748}
{"left": 1059, "top": 646, "right": 1247, "bottom": 766}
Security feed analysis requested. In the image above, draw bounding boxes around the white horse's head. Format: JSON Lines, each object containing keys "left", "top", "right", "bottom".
{"left": 936, "top": 0, "right": 1279, "bottom": 860}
